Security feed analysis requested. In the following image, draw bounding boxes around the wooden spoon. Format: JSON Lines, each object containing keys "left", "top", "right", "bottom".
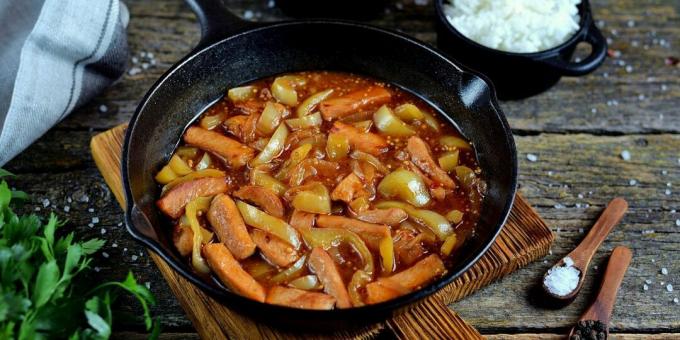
{"left": 542, "top": 197, "right": 628, "bottom": 301}
{"left": 568, "top": 246, "right": 633, "bottom": 339}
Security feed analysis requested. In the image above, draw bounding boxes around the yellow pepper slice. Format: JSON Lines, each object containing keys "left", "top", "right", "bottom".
{"left": 422, "top": 111, "right": 440, "bottom": 132}
{"left": 195, "top": 153, "right": 212, "bottom": 171}
{"left": 348, "top": 270, "right": 372, "bottom": 307}
{"left": 454, "top": 165, "right": 476, "bottom": 188}
{"left": 271, "top": 75, "right": 306, "bottom": 106}
{"left": 352, "top": 120, "right": 373, "bottom": 133}
{"left": 300, "top": 227, "right": 374, "bottom": 275}
{"left": 185, "top": 196, "right": 214, "bottom": 274}
{"left": 288, "top": 275, "right": 322, "bottom": 290}
{"left": 375, "top": 201, "right": 453, "bottom": 240}
{"left": 349, "top": 196, "right": 370, "bottom": 214}
{"left": 251, "top": 168, "right": 288, "bottom": 196}
{"left": 440, "top": 135, "right": 472, "bottom": 151}
{"left": 168, "top": 154, "right": 193, "bottom": 176}
{"left": 275, "top": 143, "right": 313, "bottom": 180}
{"left": 175, "top": 146, "right": 198, "bottom": 158}
{"left": 227, "top": 85, "right": 257, "bottom": 102}
{"left": 154, "top": 166, "right": 177, "bottom": 184}
{"left": 291, "top": 183, "right": 331, "bottom": 214}
{"left": 379, "top": 234, "right": 395, "bottom": 274}
{"left": 251, "top": 124, "right": 289, "bottom": 166}
{"left": 256, "top": 102, "right": 284, "bottom": 135}
{"left": 270, "top": 254, "right": 307, "bottom": 284}
{"left": 377, "top": 169, "right": 431, "bottom": 207}
{"left": 445, "top": 210, "right": 464, "bottom": 224}
{"left": 393, "top": 103, "right": 425, "bottom": 121}
{"left": 296, "top": 89, "right": 333, "bottom": 117}
{"left": 200, "top": 112, "right": 227, "bottom": 130}
{"left": 438, "top": 150, "right": 460, "bottom": 172}
{"left": 161, "top": 169, "right": 225, "bottom": 193}
{"left": 284, "top": 112, "right": 322, "bottom": 131}
{"left": 236, "top": 200, "right": 301, "bottom": 249}
{"left": 440, "top": 233, "right": 458, "bottom": 256}
{"left": 373, "top": 105, "right": 416, "bottom": 137}
{"left": 326, "top": 133, "right": 350, "bottom": 161}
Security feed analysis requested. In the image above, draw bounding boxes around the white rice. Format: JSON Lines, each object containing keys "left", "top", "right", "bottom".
{"left": 443, "top": 0, "right": 581, "bottom": 53}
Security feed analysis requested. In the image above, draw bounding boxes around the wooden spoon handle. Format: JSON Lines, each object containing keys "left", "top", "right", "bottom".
{"left": 569, "top": 198, "right": 627, "bottom": 268}
{"left": 580, "top": 246, "right": 632, "bottom": 324}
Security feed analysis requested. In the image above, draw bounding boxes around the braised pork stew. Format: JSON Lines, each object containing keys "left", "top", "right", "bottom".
{"left": 154, "top": 71, "right": 485, "bottom": 309}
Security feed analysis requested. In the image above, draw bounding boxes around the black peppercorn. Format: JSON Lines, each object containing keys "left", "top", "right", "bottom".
{"left": 570, "top": 320, "right": 607, "bottom": 340}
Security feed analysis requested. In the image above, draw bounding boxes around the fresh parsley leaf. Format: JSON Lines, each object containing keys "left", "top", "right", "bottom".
{"left": 0, "top": 170, "right": 158, "bottom": 339}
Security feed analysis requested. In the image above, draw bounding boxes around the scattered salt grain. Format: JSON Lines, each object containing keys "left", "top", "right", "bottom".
{"left": 80, "top": 194, "right": 90, "bottom": 203}
{"left": 112, "top": 243, "right": 118, "bottom": 248}
{"left": 123, "top": 248, "right": 128, "bottom": 252}
{"left": 141, "top": 62, "right": 150, "bottom": 70}
{"left": 527, "top": 154, "right": 538, "bottom": 162}
{"left": 675, "top": 219, "right": 680, "bottom": 227}
{"left": 646, "top": 279, "right": 652, "bottom": 284}
{"left": 147, "top": 52, "right": 154, "bottom": 58}
{"left": 88, "top": 223, "right": 94, "bottom": 228}
{"left": 544, "top": 256, "right": 580, "bottom": 296}
{"left": 94, "top": 267, "right": 101, "bottom": 272}
{"left": 267, "top": 0, "right": 275, "bottom": 8}
{"left": 620, "top": 150, "right": 631, "bottom": 161}
{"left": 629, "top": 179, "right": 638, "bottom": 186}
{"left": 102, "top": 252, "right": 109, "bottom": 258}
{"left": 625, "top": 65, "right": 633, "bottom": 73}
{"left": 99, "top": 105, "right": 108, "bottom": 113}
{"left": 554, "top": 203, "right": 566, "bottom": 209}
{"left": 131, "top": 255, "right": 139, "bottom": 261}
{"left": 63, "top": 206, "right": 70, "bottom": 212}
{"left": 128, "top": 67, "right": 142, "bottom": 76}
{"left": 638, "top": 94, "right": 646, "bottom": 101}
{"left": 34, "top": 207, "right": 41, "bottom": 211}
{"left": 578, "top": 193, "right": 584, "bottom": 199}
{"left": 661, "top": 268, "right": 668, "bottom": 275}
{"left": 627, "top": 20, "right": 635, "bottom": 27}
{"left": 92, "top": 217, "right": 100, "bottom": 224}
{"left": 243, "top": 10, "right": 254, "bottom": 19}
{"left": 674, "top": 298, "right": 679, "bottom": 304}
{"left": 643, "top": 284, "right": 649, "bottom": 291}
{"left": 100, "top": 228, "right": 106, "bottom": 235}
{"left": 665, "top": 189, "right": 672, "bottom": 195}
{"left": 414, "top": 0, "right": 428, "bottom": 6}
{"left": 667, "top": 284, "right": 674, "bottom": 292}
{"left": 578, "top": 228, "right": 584, "bottom": 233}
{"left": 661, "top": 84, "right": 668, "bottom": 91}
{"left": 42, "top": 198, "right": 50, "bottom": 207}
{"left": 668, "top": 182, "right": 672, "bottom": 187}
{"left": 662, "top": 170, "right": 668, "bottom": 175}
{"left": 88, "top": 208, "right": 95, "bottom": 213}
{"left": 591, "top": 108, "right": 597, "bottom": 113}
{"left": 145, "top": 282, "right": 151, "bottom": 289}
{"left": 131, "top": 57, "right": 139, "bottom": 64}
{"left": 642, "top": 229, "right": 655, "bottom": 235}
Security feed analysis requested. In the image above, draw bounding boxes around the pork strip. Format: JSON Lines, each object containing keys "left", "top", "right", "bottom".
{"left": 207, "top": 194, "right": 256, "bottom": 260}
{"left": 156, "top": 176, "right": 228, "bottom": 219}
{"left": 204, "top": 243, "right": 266, "bottom": 302}
{"left": 308, "top": 247, "right": 352, "bottom": 308}
{"left": 184, "top": 126, "right": 255, "bottom": 169}
{"left": 266, "top": 286, "right": 336, "bottom": 310}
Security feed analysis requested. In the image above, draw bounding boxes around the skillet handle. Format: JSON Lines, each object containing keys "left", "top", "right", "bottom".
{"left": 186, "top": 0, "right": 257, "bottom": 50}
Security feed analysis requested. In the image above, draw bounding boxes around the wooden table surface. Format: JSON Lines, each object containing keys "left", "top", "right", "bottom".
{"left": 5, "top": 0, "right": 679, "bottom": 338}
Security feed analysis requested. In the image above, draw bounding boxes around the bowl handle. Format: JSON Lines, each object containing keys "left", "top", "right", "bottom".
{"left": 541, "top": 22, "right": 608, "bottom": 76}
{"left": 185, "top": 0, "right": 259, "bottom": 51}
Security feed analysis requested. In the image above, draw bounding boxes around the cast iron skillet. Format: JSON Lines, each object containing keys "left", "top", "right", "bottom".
{"left": 122, "top": 0, "right": 517, "bottom": 328}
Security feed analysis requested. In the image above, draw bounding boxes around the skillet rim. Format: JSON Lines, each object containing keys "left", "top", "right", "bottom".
{"left": 122, "top": 19, "right": 518, "bottom": 318}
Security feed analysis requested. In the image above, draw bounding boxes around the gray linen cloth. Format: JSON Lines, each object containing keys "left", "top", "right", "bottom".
{"left": 0, "top": 0, "right": 129, "bottom": 165}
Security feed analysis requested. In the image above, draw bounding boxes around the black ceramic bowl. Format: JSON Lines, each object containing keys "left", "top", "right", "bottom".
{"left": 434, "top": 0, "right": 607, "bottom": 99}
{"left": 122, "top": 0, "right": 517, "bottom": 330}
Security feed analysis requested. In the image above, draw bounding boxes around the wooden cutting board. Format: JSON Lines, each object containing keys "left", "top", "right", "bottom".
{"left": 91, "top": 124, "right": 553, "bottom": 339}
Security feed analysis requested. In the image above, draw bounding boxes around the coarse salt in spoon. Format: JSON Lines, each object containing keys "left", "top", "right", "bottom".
{"left": 542, "top": 197, "right": 628, "bottom": 302}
